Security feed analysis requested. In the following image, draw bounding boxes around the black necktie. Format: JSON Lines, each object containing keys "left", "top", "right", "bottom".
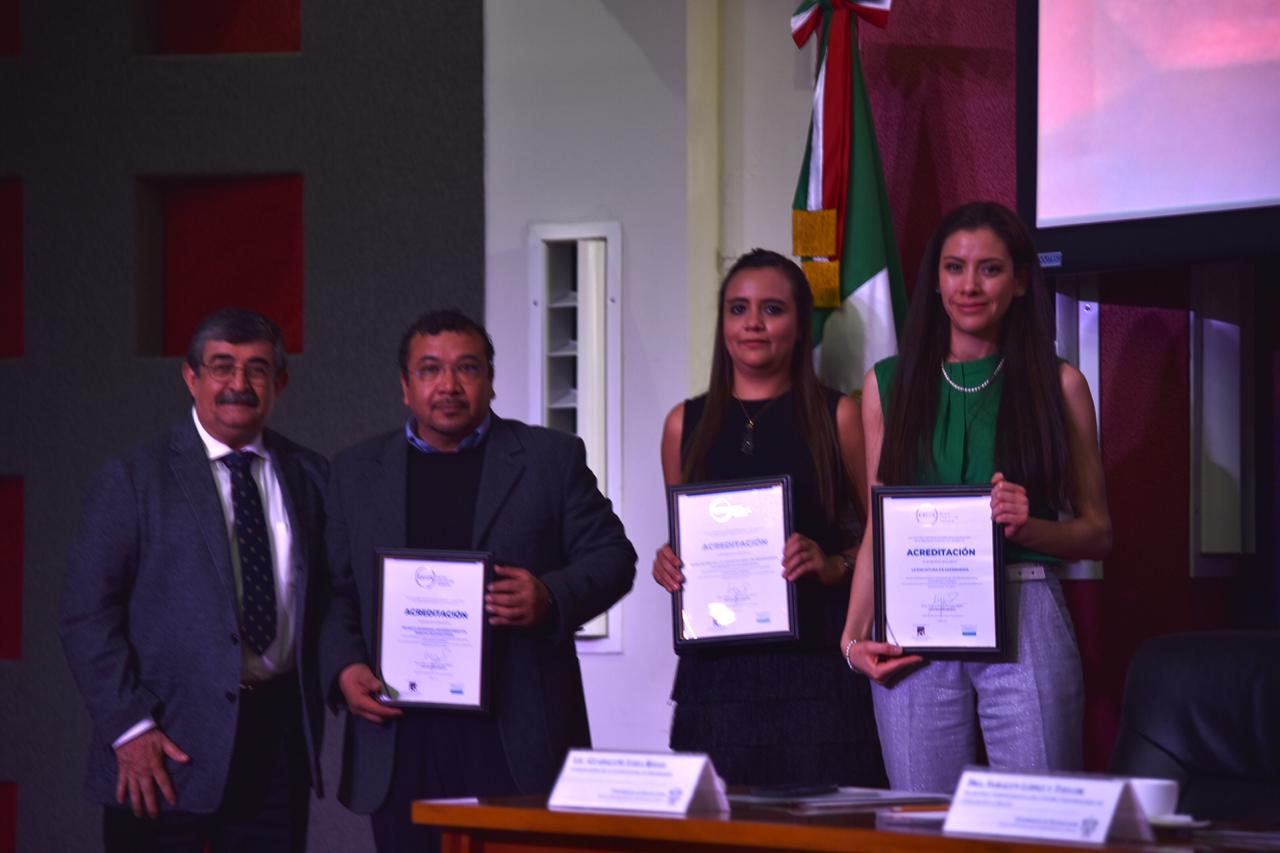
{"left": 221, "top": 451, "right": 277, "bottom": 655}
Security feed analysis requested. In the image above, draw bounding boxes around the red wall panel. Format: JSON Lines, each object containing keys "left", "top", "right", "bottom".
{"left": 154, "top": 0, "right": 300, "bottom": 54}
{"left": 1092, "top": 270, "right": 1230, "bottom": 764}
{"left": 159, "top": 176, "right": 304, "bottom": 357}
{"left": 0, "top": 478, "right": 19, "bottom": 660}
{"left": 0, "top": 0, "right": 17, "bottom": 56}
{"left": 1058, "top": 580, "right": 1107, "bottom": 769}
{"left": 0, "top": 180, "right": 20, "bottom": 357}
{"left": 0, "top": 782, "right": 13, "bottom": 853}
{"left": 861, "top": 2, "right": 1017, "bottom": 297}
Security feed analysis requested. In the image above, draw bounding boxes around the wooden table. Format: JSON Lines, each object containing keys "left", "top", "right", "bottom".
{"left": 412, "top": 795, "right": 1205, "bottom": 852}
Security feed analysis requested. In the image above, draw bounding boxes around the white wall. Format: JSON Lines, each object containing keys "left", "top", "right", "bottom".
{"left": 688, "top": 0, "right": 815, "bottom": 387}
{"left": 484, "top": 0, "right": 816, "bottom": 753}
{"left": 484, "top": 0, "right": 689, "bottom": 750}
{"left": 720, "top": 0, "right": 816, "bottom": 263}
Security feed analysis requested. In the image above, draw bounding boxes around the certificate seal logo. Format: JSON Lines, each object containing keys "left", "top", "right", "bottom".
{"left": 915, "top": 503, "right": 938, "bottom": 527}
{"left": 708, "top": 496, "right": 752, "bottom": 524}
{"left": 413, "top": 567, "right": 454, "bottom": 589}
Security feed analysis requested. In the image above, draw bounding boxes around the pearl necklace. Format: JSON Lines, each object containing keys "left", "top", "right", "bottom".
{"left": 940, "top": 357, "right": 1005, "bottom": 393}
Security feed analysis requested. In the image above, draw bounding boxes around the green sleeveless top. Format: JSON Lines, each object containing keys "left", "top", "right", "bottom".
{"left": 873, "top": 354, "right": 1059, "bottom": 564}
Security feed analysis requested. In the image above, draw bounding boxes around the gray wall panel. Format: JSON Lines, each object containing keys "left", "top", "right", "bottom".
{"left": 2, "top": 3, "right": 483, "bottom": 851}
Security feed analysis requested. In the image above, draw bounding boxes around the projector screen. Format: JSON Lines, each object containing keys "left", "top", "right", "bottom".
{"left": 1037, "top": 1, "right": 1280, "bottom": 229}
{"left": 1017, "top": 2, "right": 1280, "bottom": 271}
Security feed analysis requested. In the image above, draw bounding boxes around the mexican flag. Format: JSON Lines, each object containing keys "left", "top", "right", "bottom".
{"left": 791, "top": 0, "right": 906, "bottom": 394}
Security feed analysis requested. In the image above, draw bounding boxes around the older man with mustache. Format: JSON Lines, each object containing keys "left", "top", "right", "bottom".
{"left": 60, "top": 308, "right": 330, "bottom": 853}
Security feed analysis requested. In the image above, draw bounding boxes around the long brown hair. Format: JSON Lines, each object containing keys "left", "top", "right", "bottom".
{"left": 682, "top": 249, "right": 841, "bottom": 519}
{"left": 878, "top": 202, "right": 1071, "bottom": 510}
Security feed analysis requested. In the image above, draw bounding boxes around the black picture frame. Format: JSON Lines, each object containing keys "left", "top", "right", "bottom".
{"left": 667, "top": 475, "right": 797, "bottom": 650}
{"left": 373, "top": 547, "right": 493, "bottom": 711}
{"left": 871, "top": 485, "right": 1006, "bottom": 657}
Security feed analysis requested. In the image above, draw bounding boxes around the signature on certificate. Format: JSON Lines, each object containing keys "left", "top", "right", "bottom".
{"left": 419, "top": 652, "right": 452, "bottom": 672}
{"left": 926, "top": 592, "right": 961, "bottom": 615}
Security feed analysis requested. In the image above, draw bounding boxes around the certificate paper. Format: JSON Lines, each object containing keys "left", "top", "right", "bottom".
{"left": 374, "top": 549, "right": 491, "bottom": 710}
{"left": 872, "top": 486, "right": 1004, "bottom": 655}
{"left": 668, "top": 477, "right": 796, "bottom": 648}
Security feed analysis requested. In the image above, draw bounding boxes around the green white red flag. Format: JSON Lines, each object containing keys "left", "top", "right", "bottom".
{"left": 791, "top": 0, "right": 906, "bottom": 394}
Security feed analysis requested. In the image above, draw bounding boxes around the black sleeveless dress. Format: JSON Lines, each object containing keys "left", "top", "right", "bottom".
{"left": 669, "top": 388, "right": 887, "bottom": 787}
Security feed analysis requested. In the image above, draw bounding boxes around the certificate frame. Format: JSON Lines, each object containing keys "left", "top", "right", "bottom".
{"left": 871, "top": 485, "right": 1006, "bottom": 657}
{"left": 373, "top": 548, "right": 493, "bottom": 711}
{"left": 667, "top": 475, "right": 797, "bottom": 650}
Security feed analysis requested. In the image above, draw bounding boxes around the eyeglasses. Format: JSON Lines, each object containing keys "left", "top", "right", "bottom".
{"left": 410, "top": 360, "right": 487, "bottom": 383}
{"left": 200, "top": 361, "right": 275, "bottom": 384}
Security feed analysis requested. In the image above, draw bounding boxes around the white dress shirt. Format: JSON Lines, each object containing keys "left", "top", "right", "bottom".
{"left": 113, "top": 409, "right": 299, "bottom": 748}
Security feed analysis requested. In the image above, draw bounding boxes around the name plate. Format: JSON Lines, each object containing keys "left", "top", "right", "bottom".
{"left": 548, "top": 750, "right": 728, "bottom": 815}
{"left": 944, "top": 769, "right": 1154, "bottom": 845}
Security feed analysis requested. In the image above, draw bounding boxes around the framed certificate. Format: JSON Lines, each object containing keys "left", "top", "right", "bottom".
{"left": 373, "top": 548, "right": 492, "bottom": 711}
{"left": 871, "top": 485, "right": 1006, "bottom": 656}
{"left": 668, "top": 476, "right": 796, "bottom": 649}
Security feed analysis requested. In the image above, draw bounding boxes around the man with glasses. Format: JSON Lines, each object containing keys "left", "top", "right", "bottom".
{"left": 319, "top": 308, "right": 636, "bottom": 853}
{"left": 60, "top": 308, "right": 329, "bottom": 852}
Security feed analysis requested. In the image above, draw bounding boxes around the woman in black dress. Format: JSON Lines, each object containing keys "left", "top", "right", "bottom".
{"left": 652, "top": 249, "right": 887, "bottom": 787}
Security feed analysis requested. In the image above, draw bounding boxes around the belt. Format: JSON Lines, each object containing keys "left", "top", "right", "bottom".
{"left": 1006, "top": 563, "right": 1053, "bottom": 582}
{"left": 239, "top": 673, "right": 294, "bottom": 692}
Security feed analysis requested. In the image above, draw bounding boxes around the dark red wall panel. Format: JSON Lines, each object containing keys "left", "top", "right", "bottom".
{"left": 1092, "top": 270, "right": 1229, "bottom": 764}
{"left": 1100, "top": 272, "right": 1191, "bottom": 646}
{"left": 0, "top": 782, "right": 13, "bottom": 853}
{"left": 1059, "top": 580, "right": 1108, "bottom": 770}
{"left": 159, "top": 176, "right": 303, "bottom": 357}
{"left": 1098, "top": 274, "right": 1192, "bottom": 748}
{"left": 861, "top": 2, "right": 1017, "bottom": 297}
{"left": 0, "top": 180, "right": 20, "bottom": 357}
{"left": 0, "top": 0, "right": 17, "bottom": 56}
{"left": 0, "top": 478, "right": 19, "bottom": 659}
{"left": 154, "top": 0, "right": 300, "bottom": 54}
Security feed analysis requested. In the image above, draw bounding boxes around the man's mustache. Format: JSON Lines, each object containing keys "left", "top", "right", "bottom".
{"left": 216, "top": 389, "right": 260, "bottom": 406}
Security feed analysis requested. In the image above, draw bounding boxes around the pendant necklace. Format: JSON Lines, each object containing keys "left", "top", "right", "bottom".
{"left": 737, "top": 395, "right": 782, "bottom": 455}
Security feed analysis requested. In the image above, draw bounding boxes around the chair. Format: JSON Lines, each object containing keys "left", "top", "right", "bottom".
{"left": 1110, "top": 630, "right": 1280, "bottom": 821}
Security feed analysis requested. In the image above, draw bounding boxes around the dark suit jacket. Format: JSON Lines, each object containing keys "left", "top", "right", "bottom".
{"left": 58, "top": 416, "right": 330, "bottom": 813}
{"left": 319, "top": 415, "right": 636, "bottom": 814}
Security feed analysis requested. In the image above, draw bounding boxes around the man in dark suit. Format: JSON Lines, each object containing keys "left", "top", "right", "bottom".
{"left": 59, "top": 308, "right": 328, "bottom": 853}
{"left": 320, "top": 308, "right": 636, "bottom": 852}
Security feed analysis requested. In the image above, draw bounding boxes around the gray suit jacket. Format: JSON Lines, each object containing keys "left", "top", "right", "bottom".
{"left": 59, "top": 416, "right": 330, "bottom": 812}
{"left": 319, "top": 415, "right": 636, "bottom": 814}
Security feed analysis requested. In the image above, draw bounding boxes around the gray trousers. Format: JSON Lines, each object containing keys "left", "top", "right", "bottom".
{"left": 870, "top": 569, "right": 1083, "bottom": 793}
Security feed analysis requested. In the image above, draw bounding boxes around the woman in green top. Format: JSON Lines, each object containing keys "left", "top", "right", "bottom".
{"left": 841, "top": 202, "right": 1113, "bottom": 793}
